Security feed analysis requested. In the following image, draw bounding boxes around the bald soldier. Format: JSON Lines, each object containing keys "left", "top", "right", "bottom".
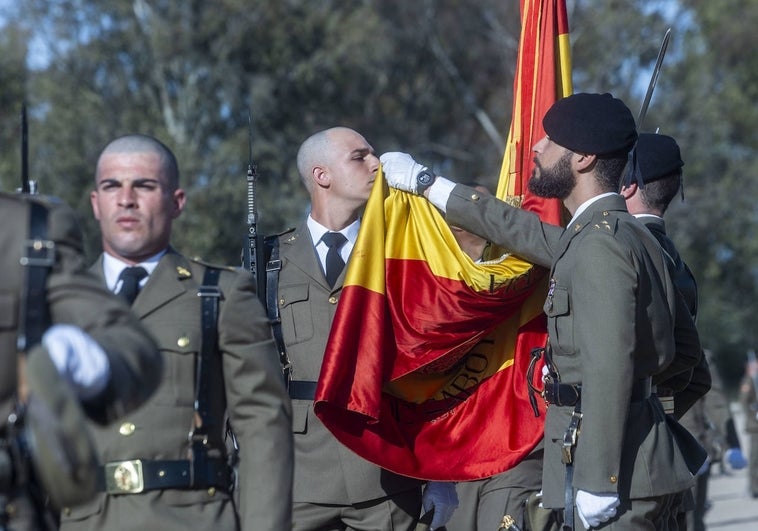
{"left": 382, "top": 93, "right": 705, "bottom": 529}
{"left": 59, "top": 134, "right": 293, "bottom": 530}
{"left": 1, "top": 191, "right": 161, "bottom": 529}
{"left": 278, "top": 127, "right": 457, "bottom": 531}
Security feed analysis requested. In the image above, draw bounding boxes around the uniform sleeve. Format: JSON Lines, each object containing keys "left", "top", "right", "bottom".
{"left": 569, "top": 234, "right": 638, "bottom": 493}
{"left": 42, "top": 200, "right": 162, "bottom": 424}
{"left": 218, "top": 269, "right": 293, "bottom": 530}
{"left": 445, "top": 184, "right": 562, "bottom": 267}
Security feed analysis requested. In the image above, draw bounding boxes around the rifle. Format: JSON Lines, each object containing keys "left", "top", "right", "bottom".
{"left": 241, "top": 110, "right": 267, "bottom": 303}
{"left": 620, "top": 28, "right": 672, "bottom": 191}
{"left": 19, "top": 103, "right": 38, "bottom": 195}
{"left": 239, "top": 111, "right": 292, "bottom": 385}
{"left": 637, "top": 28, "right": 672, "bottom": 130}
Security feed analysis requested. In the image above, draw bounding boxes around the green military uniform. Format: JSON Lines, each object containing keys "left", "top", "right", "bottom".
{"left": 740, "top": 366, "right": 758, "bottom": 498}
{"left": 445, "top": 189, "right": 704, "bottom": 529}
{"left": 1, "top": 193, "right": 161, "bottom": 529}
{"left": 278, "top": 224, "right": 422, "bottom": 530}
{"left": 59, "top": 249, "right": 293, "bottom": 530}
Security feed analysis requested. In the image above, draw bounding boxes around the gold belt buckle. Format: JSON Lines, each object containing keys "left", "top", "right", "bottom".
{"left": 105, "top": 459, "right": 145, "bottom": 494}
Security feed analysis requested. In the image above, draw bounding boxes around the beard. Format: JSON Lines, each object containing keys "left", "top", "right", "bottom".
{"left": 528, "top": 151, "right": 574, "bottom": 199}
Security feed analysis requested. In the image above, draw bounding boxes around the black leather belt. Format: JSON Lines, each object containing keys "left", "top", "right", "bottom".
{"left": 97, "top": 458, "right": 231, "bottom": 494}
{"left": 545, "top": 377, "right": 651, "bottom": 407}
{"left": 289, "top": 380, "right": 318, "bottom": 400}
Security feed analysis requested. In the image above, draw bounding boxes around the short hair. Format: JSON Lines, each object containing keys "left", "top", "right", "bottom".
{"left": 593, "top": 156, "right": 629, "bottom": 193}
{"left": 96, "top": 134, "right": 180, "bottom": 190}
{"left": 638, "top": 170, "right": 682, "bottom": 214}
{"left": 296, "top": 129, "right": 331, "bottom": 192}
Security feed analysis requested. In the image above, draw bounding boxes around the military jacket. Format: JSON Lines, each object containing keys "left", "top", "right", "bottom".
{"left": 1, "top": 193, "right": 161, "bottom": 529}
{"left": 277, "top": 223, "right": 422, "bottom": 505}
{"left": 60, "top": 249, "right": 292, "bottom": 531}
{"left": 446, "top": 189, "right": 703, "bottom": 507}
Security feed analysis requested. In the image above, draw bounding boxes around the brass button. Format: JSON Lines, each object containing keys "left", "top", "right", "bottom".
{"left": 177, "top": 336, "right": 190, "bottom": 348}
{"left": 279, "top": 298, "right": 285, "bottom": 306}
{"left": 470, "top": 193, "right": 480, "bottom": 201}
{"left": 609, "top": 475, "right": 618, "bottom": 484}
{"left": 208, "top": 487, "right": 216, "bottom": 496}
{"left": 119, "top": 422, "right": 136, "bottom": 436}
{"left": 328, "top": 296, "right": 338, "bottom": 304}
{"left": 63, "top": 507, "right": 71, "bottom": 516}
{"left": 158, "top": 470, "right": 166, "bottom": 477}
{"left": 603, "top": 211, "right": 609, "bottom": 216}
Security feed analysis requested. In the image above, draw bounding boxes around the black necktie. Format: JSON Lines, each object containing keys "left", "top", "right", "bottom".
{"left": 321, "top": 232, "right": 347, "bottom": 288}
{"left": 117, "top": 266, "right": 148, "bottom": 305}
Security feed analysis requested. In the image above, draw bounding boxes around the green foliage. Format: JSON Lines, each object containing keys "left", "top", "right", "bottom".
{"left": 1, "top": 0, "right": 756, "bottom": 384}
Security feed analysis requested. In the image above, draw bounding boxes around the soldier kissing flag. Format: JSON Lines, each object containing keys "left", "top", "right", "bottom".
{"left": 314, "top": 0, "right": 572, "bottom": 481}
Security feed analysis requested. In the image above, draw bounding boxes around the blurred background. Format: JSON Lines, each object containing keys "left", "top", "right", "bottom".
{"left": 1, "top": 0, "right": 756, "bottom": 392}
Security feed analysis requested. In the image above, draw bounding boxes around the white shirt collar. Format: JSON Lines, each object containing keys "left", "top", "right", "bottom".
{"left": 568, "top": 192, "right": 618, "bottom": 227}
{"left": 306, "top": 216, "right": 361, "bottom": 269}
{"left": 102, "top": 250, "right": 167, "bottom": 292}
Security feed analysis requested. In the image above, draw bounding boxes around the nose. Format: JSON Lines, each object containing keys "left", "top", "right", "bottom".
{"left": 368, "top": 153, "right": 380, "bottom": 173}
{"left": 532, "top": 136, "right": 549, "bottom": 153}
{"left": 117, "top": 185, "right": 137, "bottom": 208}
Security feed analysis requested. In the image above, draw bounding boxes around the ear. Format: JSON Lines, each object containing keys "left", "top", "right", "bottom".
{"left": 619, "top": 182, "right": 638, "bottom": 199}
{"left": 171, "top": 188, "right": 187, "bottom": 219}
{"left": 90, "top": 190, "right": 101, "bottom": 220}
{"left": 313, "top": 165, "right": 330, "bottom": 189}
{"left": 573, "top": 153, "right": 597, "bottom": 172}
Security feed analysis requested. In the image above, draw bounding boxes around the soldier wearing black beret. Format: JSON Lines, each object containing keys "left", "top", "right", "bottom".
{"left": 622, "top": 132, "right": 720, "bottom": 531}
{"left": 381, "top": 92, "right": 706, "bottom": 530}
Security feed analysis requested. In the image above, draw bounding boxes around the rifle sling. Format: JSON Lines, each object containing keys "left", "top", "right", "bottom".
{"left": 265, "top": 237, "right": 292, "bottom": 385}
{"left": 192, "top": 267, "right": 223, "bottom": 486}
{"left": 18, "top": 201, "right": 53, "bottom": 353}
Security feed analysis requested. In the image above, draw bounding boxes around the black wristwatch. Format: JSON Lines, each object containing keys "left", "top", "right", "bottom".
{"left": 416, "top": 169, "right": 436, "bottom": 194}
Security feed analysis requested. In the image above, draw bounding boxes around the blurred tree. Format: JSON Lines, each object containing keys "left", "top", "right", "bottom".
{"left": 1, "top": 0, "right": 756, "bottom": 383}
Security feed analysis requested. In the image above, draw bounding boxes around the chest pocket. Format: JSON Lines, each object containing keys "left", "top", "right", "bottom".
{"left": 278, "top": 283, "right": 314, "bottom": 346}
{"left": 146, "top": 313, "right": 202, "bottom": 407}
{"left": 544, "top": 286, "right": 574, "bottom": 356}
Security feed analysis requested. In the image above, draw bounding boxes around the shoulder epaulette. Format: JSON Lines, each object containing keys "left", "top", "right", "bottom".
{"left": 265, "top": 227, "right": 296, "bottom": 243}
{"left": 189, "top": 256, "right": 237, "bottom": 272}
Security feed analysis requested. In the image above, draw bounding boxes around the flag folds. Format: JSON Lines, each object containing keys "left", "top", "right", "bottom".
{"left": 314, "top": 0, "right": 572, "bottom": 481}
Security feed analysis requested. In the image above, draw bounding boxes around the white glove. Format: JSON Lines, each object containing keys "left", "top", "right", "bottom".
{"left": 575, "top": 490, "right": 619, "bottom": 529}
{"left": 380, "top": 152, "right": 429, "bottom": 194}
{"left": 422, "top": 481, "right": 459, "bottom": 530}
{"left": 43, "top": 324, "right": 111, "bottom": 400}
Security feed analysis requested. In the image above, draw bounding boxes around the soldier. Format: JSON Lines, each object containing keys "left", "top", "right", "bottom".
{"left": 59, "top": 134, "right": 293, "bottom": 530}
{"left": 1, "top": 191, "right": 161, "bottom": 530}
{"left": 740, "top": 354, "right": 758, "bottom": 498}
{"left": 382, "top": 93, "right": 705, "bottom": 529}
{"left": 276, "top": 127, "right": 457, "bottom": 531}
{"left": 620, "top": 132, "right": 711, "bottom": 418}
{"left": 620, "top": 133, "right": 736, "bottom": 530}
{"left": 445, "top": 183, "right": 546, "bottom": 531}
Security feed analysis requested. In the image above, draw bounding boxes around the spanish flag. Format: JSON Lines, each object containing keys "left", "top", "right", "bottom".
{"left": 314, "top": 0, "right": 572, "bottom": 481}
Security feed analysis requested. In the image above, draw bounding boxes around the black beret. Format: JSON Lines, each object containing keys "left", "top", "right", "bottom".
{"left": 543, "top": 93, "right": 638, "bottom": 156}
{"left": 632, "top": 133, "right": 684, "bottom": 185}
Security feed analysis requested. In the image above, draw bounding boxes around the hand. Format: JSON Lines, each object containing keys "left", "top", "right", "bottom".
{"left": 422, "top": 481, "right": 459, "bottom": 530}
{"left": 43, "top": 324, "right": 111, "bottom": 400}
{"left": 726, "top": 447, "right": 748, "bottom": 470}
{"left": 380, "top": 152, "right": 429, "bottom": 194}
{"left": 575, "top": 490, "right": 619, "bottom": 529}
